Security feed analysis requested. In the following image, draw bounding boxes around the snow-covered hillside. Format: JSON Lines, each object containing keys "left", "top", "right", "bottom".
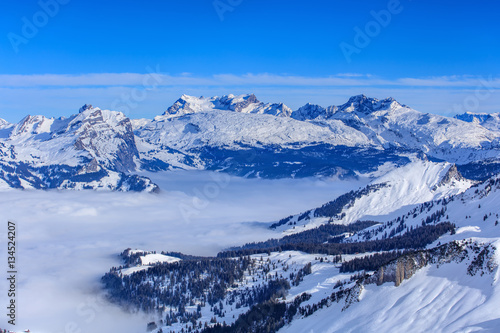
{"left": 0, "top": 104, "right": 158, "bottom": 191}
{"left": 455, "top": 111, "right": 500, "bottom": 132}
{"left": 101, "top": 171, "right": 500, "bottom": 333}
{"left": 271, "top": 159, "right": 473, "bottom": 234}
{"left": 279, "top": 168, "right": 500, "bottom": 333}
{"left": 281, "top": 241, "right": 500, "bottom": 333}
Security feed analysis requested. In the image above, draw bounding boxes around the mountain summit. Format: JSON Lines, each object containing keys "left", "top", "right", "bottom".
{"left": 161, "top": 94, "right": 292, "bottom": 118}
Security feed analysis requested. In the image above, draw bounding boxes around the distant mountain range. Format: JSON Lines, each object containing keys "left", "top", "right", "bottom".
{"left": 0, "top": 94, "right": 499, "bottom": 191}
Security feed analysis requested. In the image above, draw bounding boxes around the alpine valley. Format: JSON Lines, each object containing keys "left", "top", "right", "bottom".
{"left": 3, "top": 94, "right": 500, "bottom": 333}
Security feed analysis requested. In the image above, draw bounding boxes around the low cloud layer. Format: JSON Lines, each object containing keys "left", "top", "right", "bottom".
{"left": 0, "top": 171, "right": 365, "bottom": 332}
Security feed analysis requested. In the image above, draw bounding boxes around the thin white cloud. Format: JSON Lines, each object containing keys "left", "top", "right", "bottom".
{"left": 1, "top": 73, "right": 499, "bottom": 88}
{"left": 0, "top": 74, "right": 499, "bottom": 123}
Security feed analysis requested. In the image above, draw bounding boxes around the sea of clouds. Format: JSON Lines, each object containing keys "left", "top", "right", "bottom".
{"left": 0, "top": 170, "right": 366, "bottom": 332}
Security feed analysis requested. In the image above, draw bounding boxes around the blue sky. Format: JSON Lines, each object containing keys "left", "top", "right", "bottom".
{"left": 0, "top": 0, "right": 499, "bottom": 122}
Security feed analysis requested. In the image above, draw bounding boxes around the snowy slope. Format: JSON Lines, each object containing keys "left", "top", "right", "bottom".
{"left": 161, "top": 94, "right": 293, "bottom": 118}
{"left": 0, "top": 105, "right": 158, "bottom": 191}
{"left": 96, "top": 170, "right": 500, "bottom": 333}
{"left": 138, "top": 109, "right": 372, "bottom": 151}
{"left": 455, "top": 111, "right": 500, "bottom": 132}
{"left": 281, "top": 244, "right": 500, "bottom": 333}
{"left": 133, "top": 94, "right": 500, "bottom": 177}
{"left": 3, "top": 104, "right": 139, "bottom": 171}
{"left": 278, "top": 173, "right": 500, "bottom": 333}
{"left": 272, "top": 159, "right": 473, "bottom": 234}
{"left": 325, "top": 95, "right": 500, "bottom": 164}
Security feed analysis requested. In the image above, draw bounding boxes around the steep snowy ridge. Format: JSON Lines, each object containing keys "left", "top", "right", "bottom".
{"left": 1, "top": 94, "right": 500, "bottom": 191}
{"left": 160, "top": 93, "right": 293, "bottom": 119}
{"left": 336, "top": 94, "right": 403, "bottom": 115}
{"left": 325, "top": 96, "right": 500, "bottom": 164}
{"left": 278, "top": 171, "right": 500, "bottom": 333}
{"left": 455, "top": 111, "right": 500, "bottom": 132}
{"left": 0, "top": 104, "right": 155, "bottom": 191}
{"left": 0, "top": 117, "right": 11, "bottom": 129}
{"left": 272, "top": 160, "right": 474, "bottom": 234}
{"left": 281, "top": 241, "right": 500, "bottom": 333}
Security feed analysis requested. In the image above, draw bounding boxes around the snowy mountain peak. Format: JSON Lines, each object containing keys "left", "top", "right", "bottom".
{"left": 263, "top": 102, "right": 293, "bottom": 117}
{"left": 454, "top": 112, "right": 492, "bottom": 123}
{"left": 454, "top": 111, "right": 500, "bottom": 131}
{"left": 160, "top": 94, "right": 293, "bottom": 118}
{"left": 0, "top": 117, "right": 11, "bottom": 128}
{"left": 215, "top": 93, "right": 261, "bottom": 112}
{"left": 11, "top": 114, "right": 53, "bottom": 137}
{"left": 79, "top": 104, "right": 94, "bottom": 113}
{"left": 291, "top": 103, "right": 328, "bottom": 121}
{"left": 338, "top": 95, "right": 402, "bottom": 114}
{"left": 162, "top": 95, "right": 216, "bottom": 117}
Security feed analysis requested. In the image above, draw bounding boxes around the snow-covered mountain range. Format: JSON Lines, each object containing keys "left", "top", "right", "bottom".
{"left": 1, "top": 94, "right": 499, "bottom": 191}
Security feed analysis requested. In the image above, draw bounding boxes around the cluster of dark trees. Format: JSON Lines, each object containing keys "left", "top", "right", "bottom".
{"left": 313, "top": 183, "right": 388, "bottom": 219}
{"left": 226, "top": 278, "right": 291, "bottom": 311}
{"left": 102, "top": 256, "right": 252, "bottom": 315}
{"left": 340, "top": 250, "right": 409, "bottom": 273}
{"left": 197, "top": 292, "right": 311, "bottom": 333}
{"left": 102, "top": 254, "right": 299, "bottom": 330}
{"left": 218, "top": 222, "right": 455, "bottom": 258}
{"left": 269, "top": 182, "right": 387, "bottom": 229}
{"left": 353, "top": 197, "right": 454, "bottom": 242}
{"left": 119, "top": 249, "right": 149, "bottom": 267}
{"left": 291, "top": 262, "right": 312, "bottom": 286}
{"left": 229, "top": 221, "right": 378, "bottom": 253}
{"left": 298, "top": 281, "right": 364, "bottom": 318}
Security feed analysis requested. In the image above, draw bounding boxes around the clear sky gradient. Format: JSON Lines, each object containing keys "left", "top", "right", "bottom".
{"left": 0, "top": 0, "right": 499, "bottom": 122}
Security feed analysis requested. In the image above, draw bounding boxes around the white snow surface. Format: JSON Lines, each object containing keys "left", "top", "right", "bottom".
{"left": 275, "top": 159, "right": 473, "bottom": 235}
{"left": 120, "top": 253, "right": 181, "bottom": 275}
{"left": 281, "top": 250, "right": 500, "bottom": 333}
{"left": 278, "top": 172, "right": 500, "bottom": 333}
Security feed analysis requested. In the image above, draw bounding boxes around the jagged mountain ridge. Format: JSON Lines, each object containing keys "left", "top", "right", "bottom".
{"left": 136, "top": 94, "right": 500, "bottom": 179}
{"left": 269, "top": 159, "right": 474, "bottom": 234}
{"left": 0, "top": 94, "right": 499, "bottom": 191}
{"left": 0, "top": 104, "right": 156, "bottom": 191}
{"left": 455, "top": 111, "right": 500, "bottom": 132}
